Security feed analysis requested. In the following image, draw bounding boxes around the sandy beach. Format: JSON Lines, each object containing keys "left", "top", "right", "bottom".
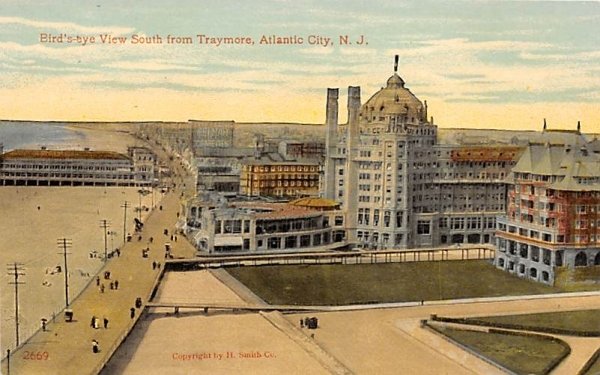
{"left": 0, "top": 187, "right": 158, "bottom": 352}
{"left": 61, "top": 123, "right": 144, "bottom": 154}
{"left": 0, "top": 125, "right": 161, "bottom": 353}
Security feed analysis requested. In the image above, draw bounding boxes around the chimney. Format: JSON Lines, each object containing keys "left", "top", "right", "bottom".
{"left": 324, "top": 88, "right": 339, "bottom": 199}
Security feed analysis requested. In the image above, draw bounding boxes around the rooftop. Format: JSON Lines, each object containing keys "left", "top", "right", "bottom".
{"left": 451, "top": 146, "right": 523, "bottom": 162}
{"left": 1, "top": 149, "right": 129, "bottom": 160}
{"left": 232, "top": 202, "right": 323, "bottom": 220}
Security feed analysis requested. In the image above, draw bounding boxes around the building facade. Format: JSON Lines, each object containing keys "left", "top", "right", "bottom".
{"left": 0, "top": 148, "right": 155, "bottom": 187}
{"left": 240, "top": 161, "right": 321, "bottom": 198}
{"left": 183, "top": 195, "right": 345, "bottom": 254}
{"left": 324, "top": 57, "right": 521, "bottom": 249}
{"left": 494, "top": 133, "right": 600, "bottom": 284}
{"left": 128, "top": 146, "right": 157, "bottom": 185}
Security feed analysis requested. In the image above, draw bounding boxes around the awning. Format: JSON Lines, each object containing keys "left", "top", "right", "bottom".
{"left": 214, "top": 236, "right": 243, "bottom": 247}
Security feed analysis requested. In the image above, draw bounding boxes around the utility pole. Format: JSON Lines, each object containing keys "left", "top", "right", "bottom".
{"left": 6, "top": 262, "right": 25, "bottom": 347}
{"left": 57, "top": 238, "right": 72, "bottom": 307}
{"left": 100, "top": 220, "right": 110, "bottom": 262}
{"left": 121, "top": 201, "right": 130, "bottom": 243}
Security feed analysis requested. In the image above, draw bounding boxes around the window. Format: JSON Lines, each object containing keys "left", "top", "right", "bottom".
{"left": 417, "top": 220, "right": 431, "bottom": 235}
{"left": 267, "top": 237, "right": 281, "bottom": 249}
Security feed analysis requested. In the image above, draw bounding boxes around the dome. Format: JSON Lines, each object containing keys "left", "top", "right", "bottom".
{"left": 360, "top": 68, "right": 427, "bottom": 125}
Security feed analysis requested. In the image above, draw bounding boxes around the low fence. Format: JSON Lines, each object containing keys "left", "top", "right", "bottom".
{"left": 165, "top": 246, "right": 495, "bottom": 271}
{"left": 430, "top": 314, "right": 600, "bottom": 337}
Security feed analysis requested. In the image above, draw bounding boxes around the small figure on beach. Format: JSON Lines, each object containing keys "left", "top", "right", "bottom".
{"left": 41, "top": 318, "right": 47, "bottom": 332}
{"left": 90, "top": 316, "right": 96, "bottom": 328}
{"left": 110, "top": 282, "right": 114, "bottom": 290}
{"left": 100, "top": 284, "right": 105, "bottom": 293}
{"left": 95, "top": 276, "right": 100, "bottom": 286}
{"left": 130, "top": 307, "right": 135, "bottom": 319}
{"left": 103, "top": 317, "right": 109, "bottom": 329}
{"left": 115, "top": 280, "right": 119, "bottom": 289}
{"left": 92, "top": 339, "right": 99, "bottom": 353}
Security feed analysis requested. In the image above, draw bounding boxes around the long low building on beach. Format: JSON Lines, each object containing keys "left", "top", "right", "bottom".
{"left": 0, "top": 146, "right": 156, "bottom": 187}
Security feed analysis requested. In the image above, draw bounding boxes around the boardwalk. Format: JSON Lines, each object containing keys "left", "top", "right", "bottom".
{"left": 1, "top": 156, "right": 197, "bottom": 375}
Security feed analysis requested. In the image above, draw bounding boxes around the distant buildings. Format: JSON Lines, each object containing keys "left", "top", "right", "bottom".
{"left": 494, "top": 131, "right": 600, "bottom": 284}
{"left": 183, "top": 194, "right": 345, "bottom": 254}
{"left": 0, "top": 146, "right": 156, "bottom": 187}
{"left": 239, "top": 161, "right": 320, "bottom": 198}
{"left": 128, "top": 146, "right": 157, "bottom": 185}
{"left": 324, "top": 57, "right": 521, "bottom": 249}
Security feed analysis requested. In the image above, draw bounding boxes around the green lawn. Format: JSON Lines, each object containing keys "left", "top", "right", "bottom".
{"left": 580, "top": 349, "right": 600, "bottom": 375}
{"left": 461, "top": 310, "right": 600, "bottom": 336}
{"left": 434, "top": 326, "right": 569, "bottom": 375}
{"left": 225, "top": 260, "right": 578, "bottom": 305}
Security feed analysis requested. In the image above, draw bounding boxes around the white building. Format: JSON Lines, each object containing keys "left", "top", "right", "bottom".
{"left": 0, "top": 147, "right": 155, "bottom": 187}
{"left": 324, "top": 57, "right": 521, "bottom": 249}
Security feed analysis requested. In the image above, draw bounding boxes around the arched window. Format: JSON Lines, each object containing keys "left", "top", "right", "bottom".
{"left": 575, "top": 252, "right": 587, "bottom": 267}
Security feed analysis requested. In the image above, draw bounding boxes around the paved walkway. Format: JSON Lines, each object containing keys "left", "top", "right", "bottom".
{"left": 290, "top": 294, "right": 600, "bottom": 374}
{"left": 1, "top": 147, "right": 197, "bottom": 375}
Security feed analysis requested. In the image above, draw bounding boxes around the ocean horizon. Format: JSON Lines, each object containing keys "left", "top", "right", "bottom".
{"left": 0, "top": 121, "right": 87, "bottom": 152}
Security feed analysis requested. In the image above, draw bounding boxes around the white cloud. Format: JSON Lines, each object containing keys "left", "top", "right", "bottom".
{"left": 104, "top": 60, "right": 204, "bottom": 72}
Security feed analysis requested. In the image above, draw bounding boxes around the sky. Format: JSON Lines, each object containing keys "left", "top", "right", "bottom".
{"left": 1, "top": 0, "right": 599, "bottom": 131}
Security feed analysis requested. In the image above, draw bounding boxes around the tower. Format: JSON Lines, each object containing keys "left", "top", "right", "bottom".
{"left": 323, "top": 88, "right": 339, "bottom": 199}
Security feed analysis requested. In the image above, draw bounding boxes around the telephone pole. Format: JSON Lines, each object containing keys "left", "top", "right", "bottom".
{"left": 121, "top": 201, "right": 130, "bottom": 243}
{"left": 6, "top": 262, "right": 25, "bottom": 347}
{"left": 100, "top": 220, "right": 110, "bottom": 262}
{"left": 57, "top": 238, "right": 72, "bottom": 307}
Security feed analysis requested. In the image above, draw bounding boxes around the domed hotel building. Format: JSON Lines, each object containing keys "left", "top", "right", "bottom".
{"left": 324, "top": 56, "right": 521, "bottom": 250}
